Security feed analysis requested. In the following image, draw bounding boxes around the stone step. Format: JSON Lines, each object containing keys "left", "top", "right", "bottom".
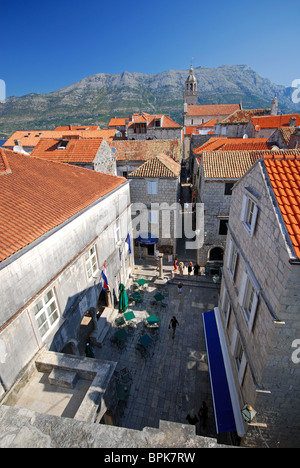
{"left": 48, "top": 368, "right": 79, "bottom": 389}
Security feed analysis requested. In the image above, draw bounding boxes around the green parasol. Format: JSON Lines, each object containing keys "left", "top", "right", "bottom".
{"left": 136, "top": 278, "right": 148, "bottom": 286}
{"left": 154, "top": 292, "right": 164, "bottom": 302}
{"left": 119, "top": 283, "right": 128, "bottom": 313}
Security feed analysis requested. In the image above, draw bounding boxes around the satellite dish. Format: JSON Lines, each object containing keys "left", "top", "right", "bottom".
{"left": 111, "top": 147, "right": 117, "bottom": 154}
{"left": 243, "top": 134, "right": 248, "bottom": 139}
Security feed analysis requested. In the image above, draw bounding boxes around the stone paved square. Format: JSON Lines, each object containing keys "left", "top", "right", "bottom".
{"left": 94, "top": 264, "right": 220, "bottom": 439}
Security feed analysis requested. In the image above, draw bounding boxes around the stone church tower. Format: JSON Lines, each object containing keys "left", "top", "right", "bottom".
{"left": 183, "top": 64, "right": 198, "bottom": 106}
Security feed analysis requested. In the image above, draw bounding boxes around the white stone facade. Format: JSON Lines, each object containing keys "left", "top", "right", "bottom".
{"left": 0, "top": 183, "right": 134, "bottom": 395}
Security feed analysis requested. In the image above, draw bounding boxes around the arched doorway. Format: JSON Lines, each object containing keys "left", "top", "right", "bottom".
{"left": 208, "top": 247, "right": 224, "bottom": 262}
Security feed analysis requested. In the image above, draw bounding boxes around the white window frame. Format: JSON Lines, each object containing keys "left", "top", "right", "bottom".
{"left": 147, "top": 180, "right": 157, "bottom": 195}
{"left": 149, "top": 210, "right": 159, "bottom": 224}
{"left": 227, "top": 239, "right": 238, "bottom": 281}
{"left": 115, "top": 218, "right": 121, "bottom": 243}
{"left": 238, "top": 270, "right": 259, "bottom": 332}
{"left": 84, "top": 244, "right": 99, "bottom": 280}
{"left": 231, "top": 327, "right": 247, "bottom": 385}
{"left": 240, "top": 194, "right": 258, "bottom": 237}
{"left": 33, "top": 288, "right": 60, "bottom": 339}
{"left": 221, "top": 287, "right": 231, "bottom": 327}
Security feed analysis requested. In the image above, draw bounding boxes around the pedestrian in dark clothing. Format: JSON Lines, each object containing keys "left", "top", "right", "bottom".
{"left": 177, "top": 282, "right": 183, "bottom": 294}
{"left": 186, "top": 410, "right": 199, "bottom": 425}
{"left": 169, "top": 316, "right": 179, "bottom": 338}
{"left": 194, "top": 263, "right": 200, "bottom": 276}
{"left": 198, "top": 401, "right": 208, "bottom": 429}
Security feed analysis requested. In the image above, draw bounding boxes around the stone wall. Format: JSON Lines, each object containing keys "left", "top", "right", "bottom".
{"left": 197, "top": 177, "right": 236, "bottom": 266}
{"left": 219, "top": 160, "right": 300, "bottom": 447}
{"left": 129, "top": 177, "right": 180, "bottom": 253}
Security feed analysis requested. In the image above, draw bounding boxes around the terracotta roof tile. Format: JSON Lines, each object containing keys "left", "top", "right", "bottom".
{"left": 128, "top": 153, "right": 181, "bottom": 178}
{"left": 251, "top": 114, "right": 300, "bottom": 129}
{"left": 263, "top": 155, "right": 300, "bottom": 258}
{"left": 0, "top": 148, "right": 126, "bottom": 263}
{"left": 4, "top": 129, "right": 117, "bottom": 148}
{"left": 31, "top": 137, "right": 105, "bottom": 163}
{"left": 194, "top": 137, "right": 270, "bottom": 156}
{"left": 187, "top": 104, "right": 240, "bottom": 117}
{"left": 109, "top": 139, "right": 181, "bottom": 162}
{"left": 220, "top": 108, "right": 270, "bottom": 124}
{"left": 201, "top": 151, "right": 261, "bottom": 179}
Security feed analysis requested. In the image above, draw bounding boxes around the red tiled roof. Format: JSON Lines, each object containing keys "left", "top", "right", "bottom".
{"left": 108, "top": 118, "right": 129, "bottom": 127}
{"left": 197, "top": 118, "right": 218, "bottom": 128}
{"left": 0, "top": 148, "right": 126, "bottom": 263}
{"left": 201, "top": 149, "right": 300, "bottom": 179}
{"left": 251, "top": 114, "right": 300, "bottom": 129}
{"left": 4, "top": 129, "right": 117, "bottom": 148}
{"left": 128, "top": 153, "right": 181, "bottom": 178}
{"left": 109, "top": 139, "right": 181, "bottom": 162}
{"left": 220, "top": 108, "right": 270, "bottom": 124}
{"left": 127, "top": 112, "right": 182, "bottom": 129}
{"left": 194, "top": 137, "right": 270, "bottom": 156}
{"left": 31, "top": 137, "right": 104, "bottom": 163}
{"left": 54, "top": 125, "right": 100, "bottom": 131}
{"left": 263, "top": 155, "right": 300, "bottom": 259}
{"left": 201, "top": 151, "right": 262, "bottom": 179}
{"left": 187, "top": 104, "right": 240, "bottom": 117}
{"left": 0, "top": 150, "right": 12, "bottom": 176}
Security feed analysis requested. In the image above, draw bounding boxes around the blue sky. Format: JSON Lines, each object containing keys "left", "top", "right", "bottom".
{"left": 1, "top": 0, "right": 300, "bottom": 97}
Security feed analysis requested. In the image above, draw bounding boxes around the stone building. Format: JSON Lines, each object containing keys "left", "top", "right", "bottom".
{"left": 183, "top": 103, "right": 241, "bottom": 129}
{"left": 214, "top": 153, "right": 300, "bottom": 447}
{"left": 0, "top": 148, "right": 133, "bottom": 398}
{"left": 110, "top": 138, "right": 182, "bottom": 178}
{"left": 31, "top": 136, "right": 117, "bottom": 175}
{"left": 128, "top": 154, "right": 181, "bottom": 258}
{"left": 109, "top": 112, "right": 182, "bottom": 141}
{"left": 195, "top": 150, "right": 262, "bottom": 270}
{"left": 245, "top": 113, "right": 300, "bottom": 139}
{"left": 214, "top": 108, "right": 271, "bottom": 138}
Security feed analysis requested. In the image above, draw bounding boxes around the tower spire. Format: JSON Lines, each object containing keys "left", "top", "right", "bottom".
{"left": 183, "top": 60, "right": 198, "bottom": 106}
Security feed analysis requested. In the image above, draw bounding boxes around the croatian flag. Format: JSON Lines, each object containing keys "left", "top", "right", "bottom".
{"left": 101, "top": 262, "right": 108, "bottom": 290}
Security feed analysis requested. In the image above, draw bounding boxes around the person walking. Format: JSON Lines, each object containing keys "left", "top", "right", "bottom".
{"left": 194, "top": 263, "right": 200, "bottom": 276}
{"left": 188, "top": 262, "right": 193, "bottom": 276}
{"left": 169, "top": 316, "right": 179, "bottom": 339}
{"left": 177, "top": 282, "right": 183, "bottom": 294}
{"left": 198, "top": 401, "right": 208, "bottom": 430}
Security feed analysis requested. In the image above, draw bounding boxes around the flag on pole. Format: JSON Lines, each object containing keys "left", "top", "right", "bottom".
{"left": 101, "top": 262, "right": 108, "bottom": 290}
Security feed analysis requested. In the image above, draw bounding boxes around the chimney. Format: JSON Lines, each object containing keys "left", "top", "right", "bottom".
{"left": 14, "top": 139, "right": 23, "bottom": 148}
{"left": 289, "top": 117, "right": 297, "bottom": 127}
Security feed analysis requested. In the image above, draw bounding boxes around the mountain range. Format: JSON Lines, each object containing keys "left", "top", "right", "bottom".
{"left": 0, "top": 64, "right": 299, "bottom": 138}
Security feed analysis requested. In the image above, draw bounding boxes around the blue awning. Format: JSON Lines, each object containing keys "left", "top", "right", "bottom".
{"left": 203, "top": 310, "right": 237, "bottom": 434}
{"left": 136, "top": 232, "right": 158, "bottom": 245}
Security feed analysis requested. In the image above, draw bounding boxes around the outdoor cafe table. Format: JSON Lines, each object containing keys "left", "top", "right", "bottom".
{"left": 136, "top": 279, "right": 148, "bottom": 286}
{"left": 115, "top": 328, "right": 127, "bottom": 341}
{"left": 154, "top": 292, "right": 164, "bottom": 302}
{"left": 124, "top": 311, "right": 135, "bottom": 322}
{"left": 146, "top": 314, "right": 159, "bottom": 325}
{"left": 138, "top": 333, "right": 153, "bottom": 348}
{"left": 116, "top": 381, "right": 131, "bottom": 401}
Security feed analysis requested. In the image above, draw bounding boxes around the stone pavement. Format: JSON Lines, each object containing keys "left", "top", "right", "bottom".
{"left": 94, "top": 260, "right": 220, "bottom": 440}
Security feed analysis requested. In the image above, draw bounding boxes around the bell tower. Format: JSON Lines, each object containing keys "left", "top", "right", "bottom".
{"left": 183, "top": 63, "right": 198, "bottom": 106}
